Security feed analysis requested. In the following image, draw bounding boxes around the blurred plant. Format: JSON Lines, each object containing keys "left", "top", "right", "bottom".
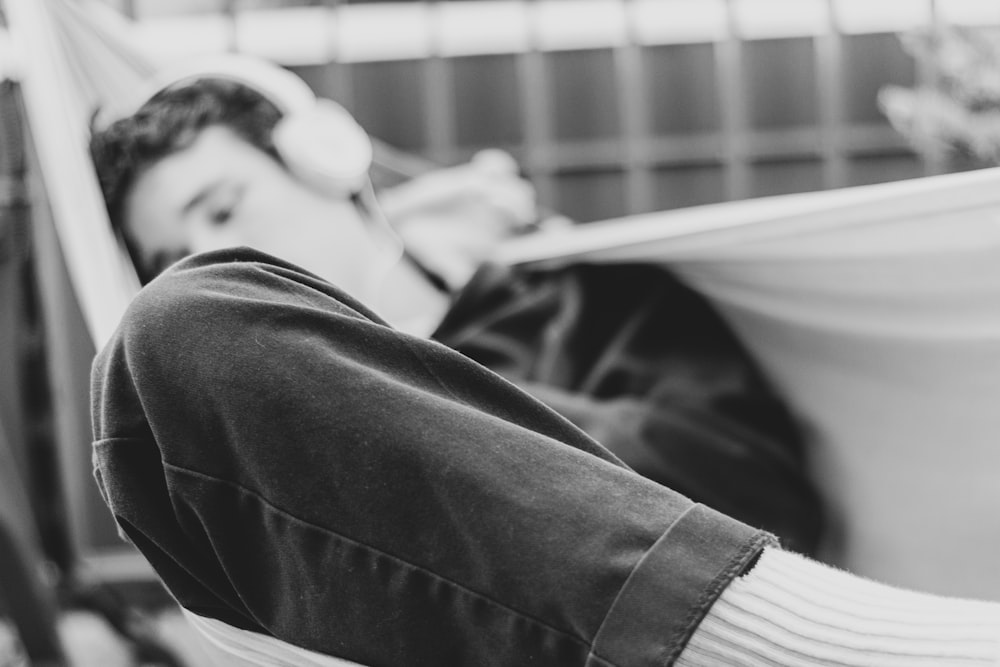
{"left": 879, "top": 25, "right": 1000, "bottom": 167}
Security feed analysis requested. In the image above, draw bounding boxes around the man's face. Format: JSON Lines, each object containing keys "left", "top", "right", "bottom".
{"left": 124, "top": 125, "right": 390, "bottom": 298}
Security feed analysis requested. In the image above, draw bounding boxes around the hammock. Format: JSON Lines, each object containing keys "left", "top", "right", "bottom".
{"left": 3, "top": 0, "right": 148, "bottom": 349}
{"left": 5, "top": 0, "right": 1000, "bottom": 602}
{"left": 501, "top": 169, "right": 1000, "bottom": 599}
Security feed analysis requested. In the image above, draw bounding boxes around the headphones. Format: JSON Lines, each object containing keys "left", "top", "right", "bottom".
{"left": 108, "top": 53, "right": 374, "bottom": 199}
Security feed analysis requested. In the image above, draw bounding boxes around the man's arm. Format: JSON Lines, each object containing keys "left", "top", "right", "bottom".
{"left": 91, "top": 247, "right": 772, "bottom": 666}
{"left": 377, "top": 149, "right": 553, "bottom": 291}
{"left": 90, "top": 248, "right": 1000, "bottom": 666}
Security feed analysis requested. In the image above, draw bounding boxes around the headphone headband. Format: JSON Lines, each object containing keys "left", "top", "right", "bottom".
{"left": 101, "top": 53, "right": 373, "bottom": 197}
{"left": 95, "top": 53, "right": 373, "bottom": 196}
{"left": 119, "top": 53, "right": 318, "bottom": 120}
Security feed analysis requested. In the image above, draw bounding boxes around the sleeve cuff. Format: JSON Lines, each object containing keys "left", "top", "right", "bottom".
{"left": 587, "top": 504, "right": 776, "bottom": 666}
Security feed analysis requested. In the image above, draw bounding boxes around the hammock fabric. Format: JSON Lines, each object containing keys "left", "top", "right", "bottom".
{"left": 5, "top": 0, "right": 1000, "bottom": 600}
{"left": 501, "top": 169, "right": 1000, "bottom": 599}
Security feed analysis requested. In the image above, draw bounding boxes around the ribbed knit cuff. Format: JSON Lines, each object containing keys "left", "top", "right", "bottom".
{"left": 676, "top": 547, "right": 1000, "bottom": 666}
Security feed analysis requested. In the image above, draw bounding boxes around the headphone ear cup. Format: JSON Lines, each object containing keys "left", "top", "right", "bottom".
{"left": 272, "top": 99, "right": 373, "bottom": 197}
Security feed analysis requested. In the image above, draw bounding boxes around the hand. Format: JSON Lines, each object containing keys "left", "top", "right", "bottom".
{"left": 377, "top": 149, "right": 539, "bottom": 291}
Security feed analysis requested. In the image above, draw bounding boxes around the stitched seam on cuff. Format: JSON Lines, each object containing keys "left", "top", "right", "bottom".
{"left": 660, "top": 531, "right": 773, "bottom": 664}
{"left": 585, "top": 505, "right": 699, "bottom": 667}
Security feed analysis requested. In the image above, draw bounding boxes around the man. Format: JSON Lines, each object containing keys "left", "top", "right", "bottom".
{"left": 87, "top": 62, "right": 1000, "bottom": 666}
{"left": 90, "top": 70, "right": 823, "bottom": 556}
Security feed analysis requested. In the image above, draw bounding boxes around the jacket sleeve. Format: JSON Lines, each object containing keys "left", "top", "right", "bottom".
{"left": 91, "top": 247, "right": 775, "bottom": 667}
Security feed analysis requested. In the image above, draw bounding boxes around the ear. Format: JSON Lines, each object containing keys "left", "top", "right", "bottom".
{"left": 271, "top": 99, "right": 373, "bottom": 198}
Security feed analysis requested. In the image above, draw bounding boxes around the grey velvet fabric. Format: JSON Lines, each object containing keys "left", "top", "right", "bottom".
{"left": 91, "top": 248, "right": 773, "bottom": 666}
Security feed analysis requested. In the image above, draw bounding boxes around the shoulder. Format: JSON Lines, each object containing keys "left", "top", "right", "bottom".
{"left": 123, "top": 247, "right": 382, "bottom": 342}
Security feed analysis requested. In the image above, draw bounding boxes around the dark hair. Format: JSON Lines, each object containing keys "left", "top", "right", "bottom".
{"left": 89, "top": 79, "right": 283, "bottom": 281}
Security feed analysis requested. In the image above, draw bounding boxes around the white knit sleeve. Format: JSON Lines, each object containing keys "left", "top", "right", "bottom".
{"left": 676, "top": 547, "right": 1000, "bottom": 666}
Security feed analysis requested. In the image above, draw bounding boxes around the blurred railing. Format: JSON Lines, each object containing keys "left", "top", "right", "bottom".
{"left": 97, "top": 0, "right": 1000, "bottom": 221}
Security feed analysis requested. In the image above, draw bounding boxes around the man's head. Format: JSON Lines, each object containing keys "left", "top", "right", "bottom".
{"left": 90, "top": 61, "right": 392, "bottom": 297}
{"left": 91, "top": 78, "right": 279, "bottom": 281}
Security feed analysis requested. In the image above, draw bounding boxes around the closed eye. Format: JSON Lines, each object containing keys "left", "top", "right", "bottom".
{"left": 210, "top": 205, "right": 234, "bottom": 225}
{"left": 197, "top": 183, "right": 244, "bottom": 227}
